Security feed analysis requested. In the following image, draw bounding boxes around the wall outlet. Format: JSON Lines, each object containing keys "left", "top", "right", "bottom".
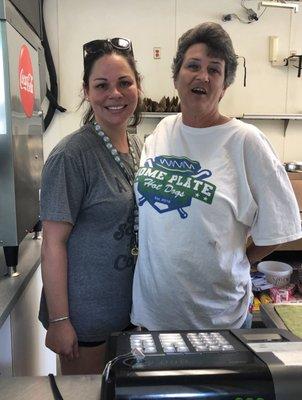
{"left": 222, "top": 14, "right": 233, "bottom": 22}
{"left": 153, "top": 47, "right": 161, "bottom": 59}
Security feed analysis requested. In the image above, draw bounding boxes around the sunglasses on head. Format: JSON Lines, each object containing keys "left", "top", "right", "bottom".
{"left": 83, "top": 37, "right": 133, "bottom": 61}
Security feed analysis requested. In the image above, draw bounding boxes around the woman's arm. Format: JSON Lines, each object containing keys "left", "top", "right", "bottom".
{"left": 246, "top": 240, "right": 279, "bottom": 266}
{"left": 41, "top": 220, "right": 79, "bottom": 360}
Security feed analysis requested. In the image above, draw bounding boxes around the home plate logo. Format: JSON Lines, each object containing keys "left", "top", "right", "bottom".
{"left": 19, "top": 45, "right": 35, "bottom": 117}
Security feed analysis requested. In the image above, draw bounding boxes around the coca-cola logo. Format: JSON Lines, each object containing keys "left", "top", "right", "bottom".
{"left": 19, "top": 69, "right": 34, "bottom": 94}
{"left": 19, "top": 45, "right": 35, "bottom": 117}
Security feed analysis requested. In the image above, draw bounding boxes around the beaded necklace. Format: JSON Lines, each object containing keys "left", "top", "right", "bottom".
{"left": 93, "top": 121, "right": 139, "bottom": 256}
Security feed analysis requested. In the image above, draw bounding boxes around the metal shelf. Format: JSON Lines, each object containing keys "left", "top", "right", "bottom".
{"left": 242, "top": 114, "right": 302, "bottom": 136}
{"left": 141, "top": 112, "right": 177, "bottom": 118}
{"left": 141, "top": 112, "right": 302, "bottom": 135}
{"left": 242, "top": 114, "right": 302, "bottom": 120}
{"left": 142, "top": 112, "right": 302, "bottom": 120}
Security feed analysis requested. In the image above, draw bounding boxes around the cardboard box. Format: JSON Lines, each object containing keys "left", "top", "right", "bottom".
{"left": 288, "top": 172, "right": 302, "bottom": 213}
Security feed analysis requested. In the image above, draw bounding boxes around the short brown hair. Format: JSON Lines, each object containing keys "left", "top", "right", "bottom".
{"left": 172, "top": 22, "right": 238, "bottom": 87}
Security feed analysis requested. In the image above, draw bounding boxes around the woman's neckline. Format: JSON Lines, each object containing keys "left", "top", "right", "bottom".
{"left": 182, "top": 114, "right": 231, "bottom": 128}
{"left": 181, "top": 115, "right": 234, "bottom": 130}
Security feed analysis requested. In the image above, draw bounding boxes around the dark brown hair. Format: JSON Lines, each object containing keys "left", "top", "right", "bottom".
{"left": 81, "top": 44, "right": 142, "bottom": 127}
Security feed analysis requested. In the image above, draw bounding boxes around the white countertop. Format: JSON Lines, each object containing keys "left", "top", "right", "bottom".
{"left": 0, "top": 375, "right": 101, "bottom": 400}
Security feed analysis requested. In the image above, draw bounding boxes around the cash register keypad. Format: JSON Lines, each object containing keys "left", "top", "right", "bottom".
{"left": 130, "top": 334, "right": 157, "bottom": 353}
{"left": 159, "top": 333, "right": 189, "bottom": 353}
{"left": 130, "top": 332, "right": 234, "bottom": 354}
{"left": 187, "top": 332, "right": 234, "bottom": 352}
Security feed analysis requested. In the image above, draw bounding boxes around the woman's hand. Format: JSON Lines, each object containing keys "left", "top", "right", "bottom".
{"left": 46, "top": 320, "right": 79, "bottom": 360}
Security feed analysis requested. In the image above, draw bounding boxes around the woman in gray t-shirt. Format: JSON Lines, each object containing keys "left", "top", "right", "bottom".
{"left": 39, "top": 38, "right": 142, "bottom": 375}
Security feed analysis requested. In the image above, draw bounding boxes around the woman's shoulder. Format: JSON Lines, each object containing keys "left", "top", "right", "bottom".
{"left": 232, "top": 118, "right": 264, "bottom": 139}
{"left": 232, "top": 119, "right": 279, "bottom": 161}
{"left": 129, "top": 132, "right": 143, "bottom": 150}
{"left": 225, "top": 118, "right": 271, "bottom": 150}
{"left": 46, "top": 124, "right": 96, "bottom": 161}
{"left": 146, "top": 113, "right": 181, "bottom": 142}
{"left": 158, "top": 113, "right": 181, "bottom": 129}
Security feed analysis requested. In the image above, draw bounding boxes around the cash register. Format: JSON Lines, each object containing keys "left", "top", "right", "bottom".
{"left": 101, "top": 328, "right": 302, "bottom": 400}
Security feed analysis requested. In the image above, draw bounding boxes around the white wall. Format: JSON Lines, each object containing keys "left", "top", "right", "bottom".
{"left": 43, "top": 0, "right": 302, "bottom": 161}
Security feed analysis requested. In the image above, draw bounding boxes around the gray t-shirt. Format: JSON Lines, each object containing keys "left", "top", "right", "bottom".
{"left": 39, "top": 123, "right": 142, "bottom": 341}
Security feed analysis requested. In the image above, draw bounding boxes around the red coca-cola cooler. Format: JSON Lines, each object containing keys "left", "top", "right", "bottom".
{"left": 0, "top": 0, "right": 44, "bottom": 276}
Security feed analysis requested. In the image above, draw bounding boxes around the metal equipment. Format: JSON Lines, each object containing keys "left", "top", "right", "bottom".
{"left": 102, "top": 328, "right": 302, "bottom": 400}
{"left": 0, "top": 0, "right": 44, "bottom": 276}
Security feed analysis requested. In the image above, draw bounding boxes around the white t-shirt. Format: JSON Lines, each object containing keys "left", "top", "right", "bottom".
{"left": 131, "top": 115, "right": 302, "bottom": 330}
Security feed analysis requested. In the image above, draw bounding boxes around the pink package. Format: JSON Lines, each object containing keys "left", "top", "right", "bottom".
{"left": 269, "top": 284, "right": 296, "bottom": 303}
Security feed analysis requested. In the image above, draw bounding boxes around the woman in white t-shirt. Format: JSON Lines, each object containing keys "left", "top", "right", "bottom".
{"left": 131, "top": 22, "right": 302, "bottom": 331}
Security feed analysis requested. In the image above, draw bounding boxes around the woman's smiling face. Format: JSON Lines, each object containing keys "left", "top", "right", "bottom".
{"left": 85, "top": 53, "right": 139, "bottom": 133}
{"left": 174, "top": 43, "right": 227, "bottom": 123}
